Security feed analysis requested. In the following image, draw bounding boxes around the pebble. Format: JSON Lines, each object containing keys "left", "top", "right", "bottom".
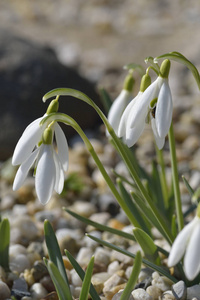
{"left": 152, "top": 272, "right": 173, "bottom": 292}
{"left": 30, "top": 282, "right": 48, "bottom": 299}
{"left": 103, "top": 273, "right": 127, "bottom": 298}
{"left": 91, "top": 272, "right": 111, "bottom": 294}
{"left": 162, "top": 291, "right": 176, "bottom": 300}
{"left": 107, "top": 261, "right": 121, "bottom": 275}
{"left": 131, "top": 288, "right": 153, "bottom": 300}
{"left": 68, "top": 200, "right": 97, "bottom": 218}
{"left": 112, "top": 290, "right": 134, "bottom": 300}
{"left": 146, "top": 285, "right": 163, "bottom": 299}
{"left": 76, "top": 247, "right": 93, "bottom": 266}
{"left": 11, "top": 215, "right": 39, "bottom": 241}
{"left": 0, "top": 280, "right": 11, "bottom": 299}
{"left": 187, "top": 285, "right": 200, "bottom": 300}
{"left": 70, "top": 269, "right": 83, "bottom": 287}
{"left": 10, "top": 254, "right": 31, "bottom": 273}
{"left": 172, "top": 281, "right": 187, "bottom": 300}
{"left": 94, "top": 246, "right": 111, "bottom": 265}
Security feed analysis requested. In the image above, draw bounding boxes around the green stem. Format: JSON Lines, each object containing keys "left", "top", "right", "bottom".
{"left": 109, "top": 128, "right": 173, "bottom": 244}
{"left": 156, "top": 146, "right": 169, "bottom": 209}
{"left": 168, "top": 122, "right": 184, "bottom": 232}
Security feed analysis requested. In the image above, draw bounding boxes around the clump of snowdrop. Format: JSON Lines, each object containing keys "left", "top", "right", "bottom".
{"left": 107, "top": 72, "right": 134, "bottom": 135}
{"left": 168, "top": 203, "right": 200, "bottom": 280}
{"left": 12, "top": 98, "right": 68, "bottom": 205}
{"left": 118, "top": 59, "right": 173, "bottom": 149}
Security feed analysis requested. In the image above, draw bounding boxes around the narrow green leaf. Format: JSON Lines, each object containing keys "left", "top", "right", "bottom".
{"left": 79, "top": 256, "right": 95, "bottom": 300}
{"left": 119, "top": 251, "right": 142, "bottom": 300}
{"left": 154, "top": 52, "right": 200, "bottom": 90}
{"left": 171, "top": 214, "right": 177, "bottom": 238}
{"left": 44, "top": 220, "right": 69, "bottom": 285}
{"left": 151, "top": 160, "right": 165, "bottom": 213}
{"left": 182, "top": 175, "right": 194, "bottom": 196}
{"left": 117, "top": 179, "right": 151, "bottom": 234}
{"left": 99, "top": 88, "right": 113, "bottom": 114}
{"left": 65, "top": 250, "right": 101, "bottom": 300}
{"left": 0, "top": 219, "right": 10, "bottom": 271}
{"left": 86, "top": 234, "right": 177, "bottom": 283}
{"left": 44, "top": 258, "right": 73, "bottom": 300}
{"left": 133, "top": 228, "right": 161, "bottom": 265}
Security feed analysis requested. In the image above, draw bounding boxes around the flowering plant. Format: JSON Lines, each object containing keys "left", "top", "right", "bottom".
{"left": 8, "top": 51, "right": 200, "bottom": 298}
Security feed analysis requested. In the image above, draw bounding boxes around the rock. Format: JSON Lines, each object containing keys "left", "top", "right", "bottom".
{"left": 91, "top": 272, "right": 111, "bottom": 294}
{"left": 152, "top": 272, "right": 173, "bottom": 292}
{"left": 146, "top": 285, "right": 162, "bottom": 299}
{"left": 94, "top": 247, "right": 111, "bottom": 265}
{"left": 103, "top": 273, "right": 127, "bottom": 298}
{"left": 0, "top": 30, "right": 101, "bottom": 160}
{"left": 0, "top": 280, "right": 11, "bottom": 300}
{"left": 70, "top": 269, "right": 83, "bottom": 287}
{"left": 112, "top": 290, "right": 134, "bottom": 300}
{"left": 30, "top": 283, "right": 48, "bottom": 299}
{"left": 12, "top": 277, "right": 31, "bottom": 299}
{"left": 76, "top": 247, "right": 93, "bottom": 266}
{"left": 10, "top": 254, "right": 31, "bottom": 273}
{"left": 187, "top": 285, "right": 200, "bottom": 300}
{"left": 172, "top": 281, "right": 187, "bottom": 300}
{"left": 131, "top": 288, "right": 153, "bottom": 300}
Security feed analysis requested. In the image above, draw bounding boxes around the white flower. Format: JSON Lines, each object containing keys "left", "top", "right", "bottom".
{"left": 168, "top": 216, "right": 200, "bottom": 280}
{"left": 118, "top": 76, "right": 173, "bottom": 150}
{"left": 12, "top": 116, "right": 68, "bottom": 205}
{"left": 107, "top": 89, "right": 133, "bottom": 135}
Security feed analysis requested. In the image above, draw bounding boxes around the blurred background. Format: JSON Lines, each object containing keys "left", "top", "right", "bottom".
{"left": 0, "top": 0, "right": 200, "bottom": 159}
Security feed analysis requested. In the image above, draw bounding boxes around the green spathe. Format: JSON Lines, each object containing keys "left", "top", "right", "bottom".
{"left": 123, "top": 73, "right": 134, "bottom": 92}
{"left": 159, "top": 59, "right": 171, "bottom": 78}
{"left": 140, "top": 73, "right": 151, "bottom": 92}
{"left": 42, "top": 128, "right": 53, "bottom": 144}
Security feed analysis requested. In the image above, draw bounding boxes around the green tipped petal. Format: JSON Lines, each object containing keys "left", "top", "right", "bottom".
{"left": 123, "top": 73, "right": 134, "bottom": 92}
{"left": 140, "top": 74, "right": 151, "bottom": 92}
{"left": 42, "top": 128, "right": 53, "bottom": 145}
{"left": 46, "top": 99, "right": 59, "bottom": 115}
{"left": 159, "top": 59, "right": 171, "bottom": 78}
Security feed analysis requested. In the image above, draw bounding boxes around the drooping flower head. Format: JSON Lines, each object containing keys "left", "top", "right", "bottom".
{"left": 12, "top": 98, "right": 68, "bottom": 205}
{"left": 168, "top": 204, "right": 200, "bottom": 280}
{"left": 107, "top": 73, "right": 134, "bottom": 135}
{"left": 118, "top": 59, "right": 173, "bottom": 150}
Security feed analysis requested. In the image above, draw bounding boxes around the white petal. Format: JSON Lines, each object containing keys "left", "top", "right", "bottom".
{"left": 12, "top": 116, "right": 45, "bottom": 166}
{"left": 118, "top": 92, "right": 142, "bottom": 138}
{"left": 151, "top": 118, "right": 165, "bottom": 149}
{"left": 13, "top": 148, "right": 39, "bottom": 191}
{"left": 156, "top": 80, "right": 173, "bottom": 138}
{"left": 108, "top": 90, "right": 132, "bottom": 134}
{"left": 35, "top": 145, "right": 56, "bottom": 205}
{"left": 184, "top": 219, "right": 200, "bottom": 280}
{"left": 54, "top": 151, "right": 65, "bottom": 194}
{"left": 168, "top": 218, "right": 197, "bottom": 267}
{"left": 54, "top": 123, "right": 69, "bottom": 172}
{"left": 128, "top": 79, "right": 159, "bottom": 129}
{"left": 125, "top": 117, "right": 146, "bottom": 148}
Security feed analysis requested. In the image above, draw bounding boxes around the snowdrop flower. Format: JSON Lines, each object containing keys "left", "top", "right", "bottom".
{"left": 12, "top": 99, "right": 68, "bottom": 205}
{"left": 107, "top": 73, "right": 134, "bottom": 135}
{"left": 168, "top": 204, "right": 200, "bottom": 280}
{"left": 118, "top": 59, "right": 173, "bottom": 150}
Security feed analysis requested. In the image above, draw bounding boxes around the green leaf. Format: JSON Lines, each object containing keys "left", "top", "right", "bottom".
{"left": 86, "top": 234, "right": 177, "bottom": 283}
{"left": 154, "top": 51, "right": 200, "bottom": 90}
{"left": 0, "top": 218, "right": 10, "bottom": 271}
{"left": 119, "top": 251, "right": 142, "bottom": 300}
{"left": 117, "top": 179, "right": 151, "bottom": 234}
{"left": 65, "top": 250, "right": 101, "bottom": 300}
{"left": 182, "top": 175, "right": 194, "bottom": 196}
{"left": 171, "top": 214, "right": 177, "bottom": 238}
{"left": 44, "top": 258, "right": 73, "bottom": 300}
{"left": 133, "top": 228, "right": 161, "bottom": 265}
{"left": 44, "top": 220, "right": 69, "bottom": 286}
{"left": 79, "top": 256, "right": 95, "bottom": 300}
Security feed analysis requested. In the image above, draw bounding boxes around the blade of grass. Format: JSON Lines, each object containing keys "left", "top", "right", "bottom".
{"left": 65, "top": 250, "right": 101, "bottom": 300}
{"left": 119, "top": 251, "right": 142, "bottom": 300}
{"left": 79, "top": 256, "right": 95, "bottom": 300}
{"left": 0, "top": 218, "right": 10, "bottom": 271}
{"left": 44, "top": 258, "right": 73, "bottom": 300}
{"left": 44, "top": 219, "right": 69, "bottom": 285}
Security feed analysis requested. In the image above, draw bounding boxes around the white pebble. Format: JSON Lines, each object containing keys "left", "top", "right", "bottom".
{"left": 94, "top": 247, "right": 110, "bottom": 265}
{"left": 187, "top": 284, "right": 200, "bottom": 300}
{"left": 76, "top": 247, "right": 93, "bottom": 266}
{"left": 9, "top": 244, "right": 27, "bottom": 257}
{"left": 70, "top": 269, "right": 82, "bottom": 287}
{"left": 146, "top": 285, "right": 162, "bottom": 299}
{"left": 10, "top": 254, "right": 31, "bottom": 273}
{"left": 107, "top": 261, "right": 121, "bottom": 275}
{"left": 30, "top": 283, "right": 48, "bottom": 299}
{"left": 0, "top": 280, "right": 11, "bottom": 299}
{"left": 131, "top": 288, "right": 153, "bottom": 300}
{"left": 152, "top": 272, "right": 172, "bottom": 292}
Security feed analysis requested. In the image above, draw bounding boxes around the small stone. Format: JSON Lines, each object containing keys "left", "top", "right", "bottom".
{"left": 112, "top": 290, "right": 134, "bottom": 300}
{"left": 110, "top": 250, "right": 133, "bottom": 264}
{"left": 107, "top": 219, "right": 125, "bottom": 230}
{"left": 68, "top": 200, "right": 97, "bottom": 218}
{"left": 70, "top": 269, "right": 83, "bottom": 287}
{"left": 94, "top": 247, "right": 111, "bottom": 265}
{"left": 76, "top": 247, "right": 93, "bottom": 266}
{"left": 103, "top": 273, "right": 126, "bottom": 298}
{"left": 152, "top": 272, "right": 173, "bottom": 292}
{"left": 40, "top": 276, "right": 56, "bottom": 293}
{"left": 131, "top": 288, "right": 153, "bottom": 300}
{"left": 11, "top": 215, "right": 38, "bottom": 241}
{"left": 108, "top": 261, "right": 121, "bottom": 275}
{"left": 12, "top": 278, "right": 31, "bottom": 298}
{"left": 86, "top": 212, "right": 111, "bottom": 232}
{"left": 10, "top": 254, "right": 31, "bottom": 273}
{"left": 172, "top": 280, "right": 187, "bottom": 300}
{"left": 40, "top": 291, "right": 58, "bottom": 299}
{"left": 187, "top": 285, "right": 200, "bottom": 300}
{"left": 0, "top": 280, "right": 11, "bottom": 299}
{"left": 146, "top": 285, "right": 162, "bottom": 299}
{"left": 73, "top": 286, "right": 82, "bottom": 299}
{"left": 31, "top": 261, "right": 49, "bottom": 281}
{"left": 91, "top": 272, "right": 111, "bottom": 294}
{"left": 162, "top": 291, "right": 176, "bottom": 300}
{"left": 30, "top": 283, "right": 48, "bottom": 299}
